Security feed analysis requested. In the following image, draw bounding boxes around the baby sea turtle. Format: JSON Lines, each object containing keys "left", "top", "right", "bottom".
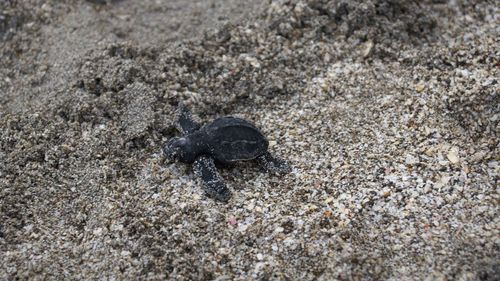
{"left": 163, "top": 104, "right": 291, "bottom": 202}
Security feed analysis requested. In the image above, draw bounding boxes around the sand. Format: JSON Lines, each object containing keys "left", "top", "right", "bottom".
{"left": 1, "top": 0, "right": 498, "bottom": 280}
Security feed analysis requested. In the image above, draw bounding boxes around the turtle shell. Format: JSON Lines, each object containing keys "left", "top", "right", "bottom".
{"left": 201, "top": 117, "right": 268, "bottom": 163}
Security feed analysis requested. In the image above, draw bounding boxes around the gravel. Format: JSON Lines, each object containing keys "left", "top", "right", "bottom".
{"left": 1, "top": 0, "right": 498, "bottom": 280}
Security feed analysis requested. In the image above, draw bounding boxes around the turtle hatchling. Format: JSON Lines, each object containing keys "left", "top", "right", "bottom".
{"left": 163, "top": 104, "right": 291, "bottom": 202}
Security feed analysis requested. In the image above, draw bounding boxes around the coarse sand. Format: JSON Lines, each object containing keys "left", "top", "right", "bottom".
{"left": 1, "top": 0, "right": 498, "bottom": 280}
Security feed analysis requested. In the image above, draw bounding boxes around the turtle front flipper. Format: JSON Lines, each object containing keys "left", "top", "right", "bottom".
{"left": 257, "top": 152, "right": 291, "bottom": 175}
{"left": 193, "top": 155, "right": 231, "bottom": 202}
{"left": 176, "top": 103, "right": 200, "bottom": 135}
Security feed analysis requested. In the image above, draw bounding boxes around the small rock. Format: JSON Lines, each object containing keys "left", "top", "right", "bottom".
{"left": 283, "top": 237, "right": 296, "bottom": 248}
{"left": 447, "top": 147, "right": 460, "bottom": 164}
{"left": 436, "top": 176, "right": 450, "bottom": 189}
{"left": 424, "top": 147, "right": 435, "bottom": 157}
{"left": 415, "top": 83, "right": 426, "bottom": 93}
{"left": 405, "top": 154, "right": 419, "bottom": 165}
{"left": 382, "top": 189, "right": 391, "bottom": 198}
{"left": 308, "top": 204, "right": 319, "bottom": 211}
{"left": 238, "top": 224, "right": 249, "bottom": 233}
{"left": 93, "top": 228, "right": 103, "bottom": 236}
{"left": 245, "top": 202, "right": 255, "bottom": 211}
{"left": 274, "top": 226, "right": 284, "bottom": 233}
{"left": 218, "top": 248, "right": 230, "bottom": 255}
{"left": 470, "top": 151, "right": 487, "bottom": 163}
{"left": 60, "top": 144, "right": 75, "bottom": 154}
{"left": 243, "top": 55, "right": 261, "bottom": 68}
{"left": 228, "top": 217, "right": 237, "bottom": 226}
{"left": 362, "top": 40, "right": 374, "bottom": 58}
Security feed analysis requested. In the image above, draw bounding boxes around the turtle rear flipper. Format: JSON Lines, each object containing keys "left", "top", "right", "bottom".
{"left": 257, "top": 152, "right": 291, "bottom": 175}
{"left": 194, "top": 155, "right": 231, "bottom": 202}
{"left": 176, "top": 103, "right": 200, "bottom": 135}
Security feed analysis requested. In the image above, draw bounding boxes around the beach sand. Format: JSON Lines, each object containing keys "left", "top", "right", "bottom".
{"left": 1, "top": 1, "right": 498, "bottom": 279}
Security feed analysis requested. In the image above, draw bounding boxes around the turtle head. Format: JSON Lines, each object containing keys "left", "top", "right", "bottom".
{"left": 163, "top": 137, "right": 197, "bottom": 164}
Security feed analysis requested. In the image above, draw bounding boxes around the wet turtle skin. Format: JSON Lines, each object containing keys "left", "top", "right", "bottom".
{"left": 163, "top": 104, "right": 290, "bottom": 202}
